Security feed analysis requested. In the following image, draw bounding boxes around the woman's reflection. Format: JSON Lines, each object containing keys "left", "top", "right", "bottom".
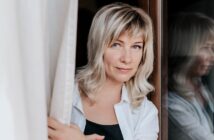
{"left": 168, "top": 12, "right": 214, "bottom": 140}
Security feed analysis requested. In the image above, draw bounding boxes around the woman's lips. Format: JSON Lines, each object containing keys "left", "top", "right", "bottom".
{"left": 116, "top": 67, "right": 132, "bottom": 73}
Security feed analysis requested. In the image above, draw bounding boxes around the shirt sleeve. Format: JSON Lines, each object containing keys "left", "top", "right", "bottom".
{"left": 168, "top": 98, "right": 214, "bottom": 140}
{"left": 134, "top": 99, "right": 159, "bottom": 140}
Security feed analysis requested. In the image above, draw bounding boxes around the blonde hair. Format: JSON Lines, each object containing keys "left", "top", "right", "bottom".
{"left": 169, "top": 13, "right": 214, "bottom": 97}
{"left": 76, "top": 2, "right": 154, "bottom": 107}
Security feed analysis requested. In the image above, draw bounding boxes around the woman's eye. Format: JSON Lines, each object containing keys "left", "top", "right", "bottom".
{"left": 212, "top": 46, "right": 214, "bottom": 52}
{"left": 132, "top": 45, "right": 143, "bottom": 50}
{"left": 202, "top": 43, "right": 214, "bottom": 52}
{"left": 201, "top": 46, "right": 211, "bottom": 52}
{"left": 111, "top": 43, "right": 121, "bottom": 48}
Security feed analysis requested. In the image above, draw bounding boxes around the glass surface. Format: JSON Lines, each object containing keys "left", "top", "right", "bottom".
{"left": 167, "top": 0, "right": 214, "bottom": 140}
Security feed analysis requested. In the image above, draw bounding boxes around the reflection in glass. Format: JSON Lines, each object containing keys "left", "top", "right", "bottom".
{"left": 168, "top": 13, "right": 214, "bottom": 140}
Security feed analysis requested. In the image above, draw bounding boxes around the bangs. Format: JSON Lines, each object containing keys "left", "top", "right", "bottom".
{"left": 126, "top": 12, "right": 147, "bottom": 37}
{"left": 107, "top": 11, "right": 148, "bottom": 45}
{"left": 125, "top": 23, "right": 146, "bottom": 40}
{"left": 206, "top": 28, "right": 214, "bottom": 43}
{"left": 198, "top": 24, "right": 214, "bottom": 47}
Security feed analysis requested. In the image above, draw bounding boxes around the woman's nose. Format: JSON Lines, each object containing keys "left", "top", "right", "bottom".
{"left": 208, "top": 48, "right": 214, "bottom": 63}
{"left": 120, "top": 49, "right": 132, "bottom": 64}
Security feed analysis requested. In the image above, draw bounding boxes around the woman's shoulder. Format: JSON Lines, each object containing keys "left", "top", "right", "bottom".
{"left": 168, "top": 91, "right": 195, "bottom": 113}
{"left": 131, "top": 97, "right": 159, "bottom": 135}
{"left": 168, "top": 91, "right": 190, "bottom": 105}
{"left": 122, "top": 85, "right": 157, "bottom": 113}
{"left": 132, "top": 97, "right": 158, "bottom": 116}
{"left": 142, "top": 97, "right": 157, "bottom": 109}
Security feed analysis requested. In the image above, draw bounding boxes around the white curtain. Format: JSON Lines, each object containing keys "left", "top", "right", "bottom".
{"left": 0, "top": 0, "right": 78, "bottom": 139}
{"left": 48, "top": 0, "right": 78, "bottom": 124}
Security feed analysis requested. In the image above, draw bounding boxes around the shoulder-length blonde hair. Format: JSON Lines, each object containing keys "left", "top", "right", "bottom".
{"left": 76, "top": 2, "right": 154, "bottom": 107}
{"left": 169, "top": 13, "right": 214, "bottom": 97}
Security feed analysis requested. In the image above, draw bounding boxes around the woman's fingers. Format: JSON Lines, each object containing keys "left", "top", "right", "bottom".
{"left": 47, "top": 118, "right": 88, "bottom": 140}
{"left": 48, "top": 127, "right": 64, "bottom": 140}
{"left": 48, "top": 117, "right": 64, "bottom": 130}
{"left": 48, "top": 118, "right": 85, "bottom": 140}
{"left": 85, "top": 134, "right": 105, "bottom": 140}
{"left": 48, "top": 117, "right": 65, "bottom": 140}
{"left": 48, "top": 127, "right": 56, "bottom": 138}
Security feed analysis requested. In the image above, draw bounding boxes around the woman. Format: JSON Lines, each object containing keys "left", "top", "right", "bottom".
{"left": 168, "top": 13, "right": 214, "bottom": 140}
{"left": 48, "top": 3, "right": 159, "bottom": 140}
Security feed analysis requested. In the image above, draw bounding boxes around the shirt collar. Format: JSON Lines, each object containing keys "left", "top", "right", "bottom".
{"left": 121, "top": 85, "right": 130, "bottom": 103}
{"left": 72, "top": 83, "right": 84, "bottom": 114}
{"left": 72, "top": 84, "right": 131, "bottom": 113}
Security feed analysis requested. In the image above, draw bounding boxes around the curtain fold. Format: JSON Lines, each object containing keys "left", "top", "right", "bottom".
{"left": 0, "top": 0, "right": 78, "bottom": 139}
{"left": 48, "top": 0, "right": 78, "bottom": 124}
{"left": 0, "top": 0, "right": 48, "bottom": 140}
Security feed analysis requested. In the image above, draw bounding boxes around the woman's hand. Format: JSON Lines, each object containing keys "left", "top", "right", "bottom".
{"left": 48, "top": 117, "right": 104, "bottom": 140}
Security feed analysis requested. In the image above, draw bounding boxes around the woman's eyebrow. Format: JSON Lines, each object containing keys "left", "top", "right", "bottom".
{"left": 116, "top": 39, "right": 143, "bottom": 44}
{"left": 203, "top": 43, "right": 214, "bottom": 47}
{"left": 115, "top": 39, "right": 124, "bottom": 43}
{"left": 134, "top": 42, "right": 143, "bottom": 44}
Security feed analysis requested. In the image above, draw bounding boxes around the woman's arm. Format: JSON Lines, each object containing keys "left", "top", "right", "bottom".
{"left": 48, "top": 117, "right": 104, "bottom": 140}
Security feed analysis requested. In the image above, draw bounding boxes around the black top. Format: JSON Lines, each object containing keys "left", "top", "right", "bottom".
{"left": 84, "top": 119, "right": 124, "bottom": 140}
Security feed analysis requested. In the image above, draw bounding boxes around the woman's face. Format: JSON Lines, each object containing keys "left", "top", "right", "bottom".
{"left": 191, "top": 43, "right": 214, "bottom": 77}
{"left": 103, "top": 31, "right": 143, "bottom": 84}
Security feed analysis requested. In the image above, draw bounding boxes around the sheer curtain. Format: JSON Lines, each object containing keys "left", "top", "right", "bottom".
{"left": 0, "top": 0, "right": 78, "bottom": 139}
{"left": 48, "top": 0, "right": 78, "bottom": 124}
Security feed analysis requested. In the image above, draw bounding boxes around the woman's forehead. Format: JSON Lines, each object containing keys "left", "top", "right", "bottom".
{"left": 117, "top": 30, "right": 144, "bottom": 40}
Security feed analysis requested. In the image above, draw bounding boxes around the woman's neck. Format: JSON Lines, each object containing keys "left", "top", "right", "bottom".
{"left": 95, "top": 80, "right": 123, "bottom": 104}
{"left": 186, "top": 77, "right": 205, "bottom": 98}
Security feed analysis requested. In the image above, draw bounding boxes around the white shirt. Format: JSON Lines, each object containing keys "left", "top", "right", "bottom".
{"left": 70, "top": 85, "right": 159, "bottom": 140}
{"left": 168, "top": 88, "right": 214, "bottom": 140}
